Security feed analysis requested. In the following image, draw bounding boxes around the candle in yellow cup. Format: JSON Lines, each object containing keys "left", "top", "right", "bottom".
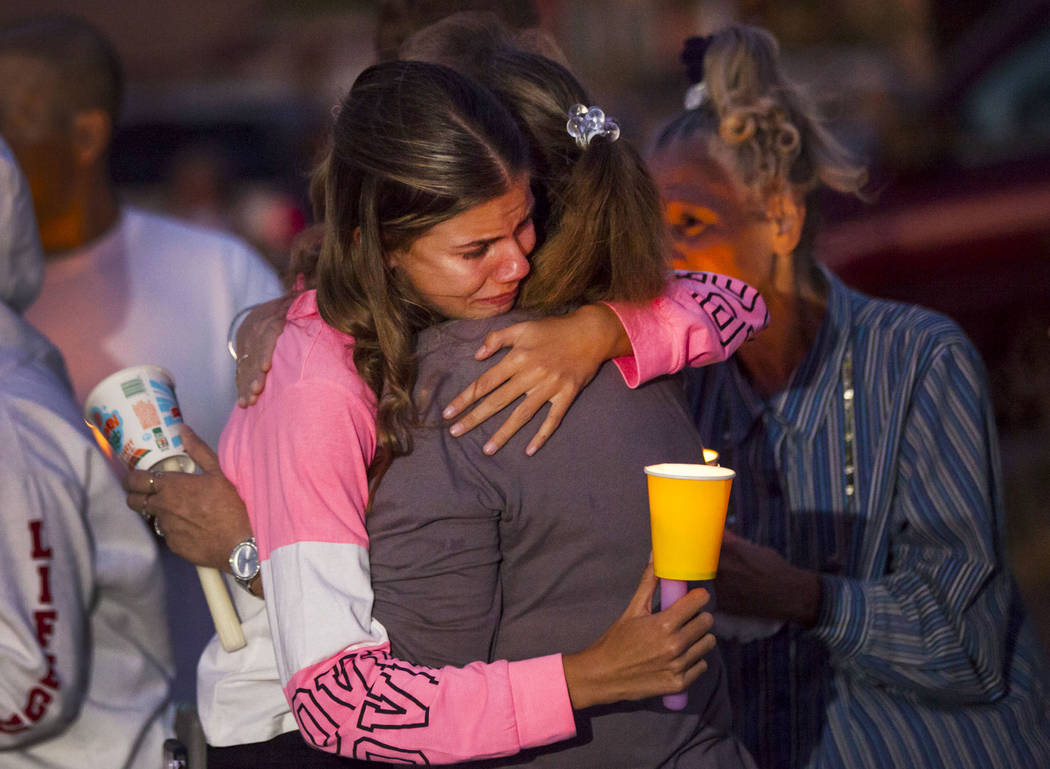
{"left": 645, "top": 463, "right": 735, "bottom": 581}
{"left": 702, "top": 448, "right": 719, "bottom": 466}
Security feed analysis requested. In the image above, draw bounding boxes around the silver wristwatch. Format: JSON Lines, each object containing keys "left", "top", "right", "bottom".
{"left": 229, "top": 536, "right": 260, "bottom": 594}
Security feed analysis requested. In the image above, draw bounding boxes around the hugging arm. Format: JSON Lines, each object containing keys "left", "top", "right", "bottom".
{"left": 129, "top": 431, "right": 717, "bottom": 720}
{"left": 240, "top": 377, "right": 573, "bottom": 763}
{"left": 231, "top": 272, "right": 769, "bottom": 453}
{"left": 168, "top": 369, "right": 717, "bottom": 764}
{"left": 232, "top": 296, "right": 295, "bottom": 407}
{"left": 442, "top": 270, "right": 769, "bottom": 452}
{"left": 605, "top": 270, "right": 768, "bottom": 387}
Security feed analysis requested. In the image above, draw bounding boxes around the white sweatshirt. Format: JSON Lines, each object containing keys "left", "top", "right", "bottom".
{"left": 0, "top": 138, "right": 175, "bottom": 769}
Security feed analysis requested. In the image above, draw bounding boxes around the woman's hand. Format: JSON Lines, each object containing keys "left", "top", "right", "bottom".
{"left": 124, "top": 426, "right": 252, "bottom": 572}
{"left": 714, "top": 531, "right": 822, "bottom": 627}
{"left": 442, "top": 304, "right": 631, "bottom": 456}
{"left": 235, "top": 295, "right": 293, "bottom": 406}
{"left": 562, "top": 563, "right": 716, "bottom": 709}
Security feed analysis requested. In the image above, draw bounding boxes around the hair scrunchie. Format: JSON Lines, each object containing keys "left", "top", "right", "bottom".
{"left": 681, "top": 35, "right": 713, "bottom": 109}
{"left": 681, "top": 35, "right": 713, "bottom": 85}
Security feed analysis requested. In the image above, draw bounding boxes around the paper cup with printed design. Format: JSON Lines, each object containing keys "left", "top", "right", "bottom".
{"left": 84, "top": 365, "right": 190, "bottom": 472}
{"left": 645, "top": 463, "right": 735, "bottom": 581}
{"left": 84, "top": 365, "right": 246, "bottom": 652}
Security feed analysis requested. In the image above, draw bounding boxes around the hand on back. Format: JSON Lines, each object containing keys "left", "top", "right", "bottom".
{"left": 234, "top": 295, "right": 294, "bottom": 407}
{"left": 236, "top": 298, "right": 630, "bottom": 455}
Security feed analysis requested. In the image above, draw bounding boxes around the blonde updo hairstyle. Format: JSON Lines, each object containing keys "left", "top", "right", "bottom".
{"left": 657, "top": 25, "right": 867, "bottom": 260}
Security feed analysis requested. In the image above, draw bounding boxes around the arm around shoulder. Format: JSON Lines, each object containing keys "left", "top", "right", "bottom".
{"left": 605, "top": 271, "right": 768, "bottom": 387}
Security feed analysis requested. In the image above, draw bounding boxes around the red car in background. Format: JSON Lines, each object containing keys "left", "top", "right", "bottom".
{"left": 817, "top": 1, "right": 1050, "bottom": 435}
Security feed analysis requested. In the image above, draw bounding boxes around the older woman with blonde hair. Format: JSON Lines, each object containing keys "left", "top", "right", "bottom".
{"left": 652, "top": 24, "right": 1050, "bottom": 769}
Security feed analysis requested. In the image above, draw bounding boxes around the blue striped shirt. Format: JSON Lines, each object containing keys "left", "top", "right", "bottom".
{"left": 685, "top": 268, "right": 1050, "bottom": 769}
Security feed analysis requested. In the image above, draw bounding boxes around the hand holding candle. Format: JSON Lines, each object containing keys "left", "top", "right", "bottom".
{"left": 85, "top": 365, "right": 246, "bottom": 652}
{"left": 645, "top": 461, "right": 734, "bottom": 709}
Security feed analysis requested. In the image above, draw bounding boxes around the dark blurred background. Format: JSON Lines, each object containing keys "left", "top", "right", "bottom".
{"left": 3, "top": 0, "right": 1047, "bottom": 643}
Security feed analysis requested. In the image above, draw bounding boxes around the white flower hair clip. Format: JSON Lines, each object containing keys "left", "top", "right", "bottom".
{"left": 566, "top": 104, "right": 621, "bottom": 149}
{"left": 684, "top": 81, "right": 708, "bottom": 110}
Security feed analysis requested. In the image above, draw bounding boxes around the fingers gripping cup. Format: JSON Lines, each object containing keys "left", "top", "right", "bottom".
{"left": 645, "top": 462, "right": 735, "bottom": 709}
{"left": 85, "top": 365, "right": 246, "bottom": 652}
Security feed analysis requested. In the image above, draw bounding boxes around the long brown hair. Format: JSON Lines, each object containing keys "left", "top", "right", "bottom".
{"left": 315, "top": 60, "right": 529, "bottom": 475}
{"left": 402, "top": 12, "right": 671, "bottom": 311}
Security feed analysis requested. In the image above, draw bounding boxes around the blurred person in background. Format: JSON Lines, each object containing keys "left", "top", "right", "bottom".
{"left": 165, "top": 143, "right": 237, "bottom": 233}
{"left": 651, "top": 24, "right": 1050, "bottom": 769}
{"left": 0, "top": 137, "right": 173, "bottom": 768}
{"left": 0, "top": 15, "right": 283, "bottom": 706}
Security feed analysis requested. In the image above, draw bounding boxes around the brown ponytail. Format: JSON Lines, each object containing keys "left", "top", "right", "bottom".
{"left": 657, "top": 25, "right": 868, "bottom": 206}
{"left": 522, "top": 135, "right": 668, "bottom": 308}
{"left": 316, "top": 60, "right": 529, "bottom": 475}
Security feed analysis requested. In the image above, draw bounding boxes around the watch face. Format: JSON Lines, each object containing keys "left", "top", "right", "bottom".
{"left": 231, "top": 540, "right": 259, "bottom": 579}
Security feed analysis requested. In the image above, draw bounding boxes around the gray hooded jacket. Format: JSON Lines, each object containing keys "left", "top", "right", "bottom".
{"left": 0, "top": 137, "right": 174, "bottom": 769}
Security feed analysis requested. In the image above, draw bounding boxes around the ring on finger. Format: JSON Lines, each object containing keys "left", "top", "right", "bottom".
{"left": 152, "top": 516, "right": 164, "bottom": 538}
{"left": 141, "top": 494, "right": 151, "bottom": 518}
{"left": 147, "top": 474, "right": 156, "bottom": 493}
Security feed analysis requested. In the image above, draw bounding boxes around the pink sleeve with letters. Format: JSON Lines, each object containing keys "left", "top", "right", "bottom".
{"left": 606, "top": 271, "right": 768, "bottom": 387}
{"left": 288, "top": 647, "right": 572, "bottom": 764}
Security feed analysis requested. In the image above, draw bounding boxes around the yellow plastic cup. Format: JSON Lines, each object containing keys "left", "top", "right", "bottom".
{"left": 645, "top": 463, "right": 735, "bottom": 581}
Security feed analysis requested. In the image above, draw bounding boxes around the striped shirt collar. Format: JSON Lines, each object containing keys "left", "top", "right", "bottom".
{"left": 724, "top": 265, "right": 854, "bottom": 445}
